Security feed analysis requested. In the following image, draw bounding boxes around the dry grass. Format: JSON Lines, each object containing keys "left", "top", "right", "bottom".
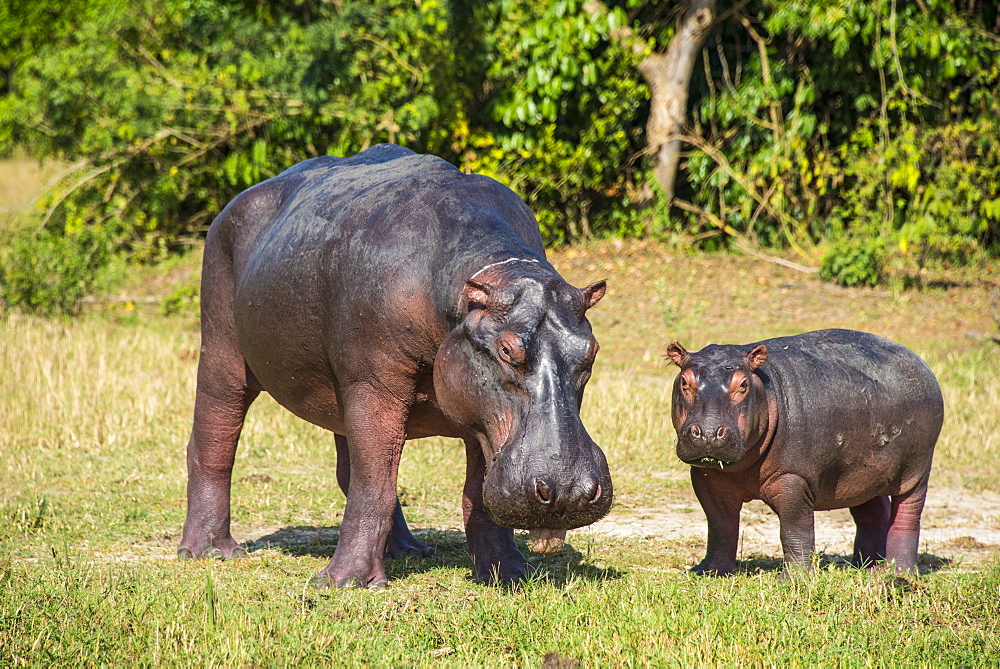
{"left": 0, "top": 154, "right": 65, "bottom": 229}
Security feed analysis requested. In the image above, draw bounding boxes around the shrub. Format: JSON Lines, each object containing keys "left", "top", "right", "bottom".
{"left": 819, "top": 237, "right": 885, "bottom": 288}
{"left": 0, "top": 226, "right": 113, "bottom": 316}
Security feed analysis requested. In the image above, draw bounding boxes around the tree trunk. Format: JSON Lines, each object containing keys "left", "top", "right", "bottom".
{"left": 639, "top": 0, "right": 717, "bottom": 212}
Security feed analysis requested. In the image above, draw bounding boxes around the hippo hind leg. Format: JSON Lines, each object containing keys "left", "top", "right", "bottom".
{"left": 849, "top": 496, "right": 890, "bottom": 567}
{"left": 886, "top": 483, "right": 929, "bottom": 573}
{"left": 334, "top": 434, "right": 435, "bottom": 559}
{"left": 178, "top": 364, "right": 260, "bottom": 560}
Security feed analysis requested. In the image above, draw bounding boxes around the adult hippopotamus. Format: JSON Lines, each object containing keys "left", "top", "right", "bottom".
{"left": 666, "top": 329, "right": 943, "bottom": 575}
{"left": 178, "top": 144, "right": 613, "bottom": 588}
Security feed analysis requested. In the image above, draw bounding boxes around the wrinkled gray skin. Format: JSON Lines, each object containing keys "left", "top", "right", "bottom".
{"left": 667, "top": 329, "right": 943, "bottom": 575}
{"left": 177, "top": 144, "right": 613, "bottom": 588}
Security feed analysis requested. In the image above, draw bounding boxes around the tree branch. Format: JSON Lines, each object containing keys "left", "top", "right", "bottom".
{"left": 673, "top": 198, "right": 818, "bottom": 274}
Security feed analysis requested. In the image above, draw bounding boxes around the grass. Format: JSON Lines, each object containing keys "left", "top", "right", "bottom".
{"left": 2, "top": 240, "right": 1000, "bottom": 665}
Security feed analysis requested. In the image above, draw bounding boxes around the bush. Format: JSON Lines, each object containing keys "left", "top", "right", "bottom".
{"left": 819, "top": 237, "right": 885, "bottom": 288}
{"left": 0, "top": 226, "right": 113, "bottom": 316}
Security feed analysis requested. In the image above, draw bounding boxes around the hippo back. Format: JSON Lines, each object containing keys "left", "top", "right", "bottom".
{"left": 752, "top": 329, "right": 943, "bottom": 499}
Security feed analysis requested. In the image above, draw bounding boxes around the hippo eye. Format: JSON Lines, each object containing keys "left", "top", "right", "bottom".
{"left": 730, "top": 374, "right": 749, "bottom": 399}
{"left": 497, "top": 333, "right": 525, "bottom": 367}
{"left": 679, "top": 373, "right": 696, "bottom": 397}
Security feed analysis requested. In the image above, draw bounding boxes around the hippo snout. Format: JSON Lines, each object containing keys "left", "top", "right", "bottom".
{"left": 687, "top": 423, "right": 732, "bottom": 446}
{"left": 677, "top": 420, "right": 741, "bottom": 469}
{"left": 483, "top": 445, "right": 613, "bottom": 530}
{"left": 531, "top": 473, "right": 604, "bottom": 513}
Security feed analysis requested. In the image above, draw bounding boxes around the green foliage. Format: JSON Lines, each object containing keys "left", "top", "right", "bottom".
{"left": 0, "top": 225, "right": 114, "bottom": 316}
{"left": 160, "top": 281, "right": 199, "bottom": 317}
{"left": 2, "top": 0, "right": 1000, "bottom": 301}
{"left": 832, "top": 117, "right": 1000, "bottom": 266}
{"left": 451, "top": 0, "right": 649, "bottom": 243}
{"left": 819, "top": 236, "right": 885, "bottom": 287}
{"left": 0, "top": 0, "right": 651, "bottom": 311}
{"left": 684, "top": 0, "right": 1000, "bottom": 269}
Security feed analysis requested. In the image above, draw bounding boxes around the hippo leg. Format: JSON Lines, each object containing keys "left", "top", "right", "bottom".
{"left": 334, "top": 434, "right": 434, "bottom": 559}
{"left": 310, "top": 386, "right": 408, "bottom": 589}
{"left": 690, "top": 469, "right": 742, "bottom": 576}
{"left": 766, "top": 474, "right": 817, "bottom": 572}
{"left": 885, "top": 483, "right": 928, "bottom": 573}
{"left": 178, "top": 386, "right": 258, "bottom": 559}
{"left": 178, "top": 251, "right": 259, "bottom": 561}
{"left": 849, "top": 496, "right": 890, "bottom": 567}
{"left": 463, "top": 437, "right": 533, "bottom": 584}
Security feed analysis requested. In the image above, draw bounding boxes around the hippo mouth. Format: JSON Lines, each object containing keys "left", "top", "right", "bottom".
{"left": 684, "top": 456, "right": 731, "bottom": 470}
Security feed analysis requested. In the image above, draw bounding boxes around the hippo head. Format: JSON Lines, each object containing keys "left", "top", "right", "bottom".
{"left": 666, "top": 342, "right": 770, "bottom": 470}
{"left": 434, "top": 268, "right": 613, "bottom": 534}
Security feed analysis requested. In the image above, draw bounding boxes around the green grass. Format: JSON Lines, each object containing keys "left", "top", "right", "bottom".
{"left": 2, "top": 544, "right": 999, "bottom": 664}
{"left": 2, "top": 242, "right": 1000, "bottom": 665}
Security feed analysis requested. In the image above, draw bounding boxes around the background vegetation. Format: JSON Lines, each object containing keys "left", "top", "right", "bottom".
{"left": 1, "top": 0, "right": 999, "bottom": 313}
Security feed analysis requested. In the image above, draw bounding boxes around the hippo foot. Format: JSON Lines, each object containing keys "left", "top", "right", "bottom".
{"left": 177, "top": 543, "right": 249, "bottom": 560}
{"left": 527, "top": 528, "right": 567, "bottom": 555}
{"left": 851, "top": 554, "right": 886, "bottom": 569}
{"left": 385, "top": 535, "right": 437, "bottom": 560}
{"left": 473, "top": 557, "right": 537, "bottom": 586}
{"left": 690, "top": 560, "right": 735, "bottom": 577}
{"left": 308, "top": 570, "right": 388, "bottom": 590}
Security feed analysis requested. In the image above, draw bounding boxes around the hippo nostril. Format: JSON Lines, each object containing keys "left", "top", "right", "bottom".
{"left": 716, "top": 426, "right": 727, "bottom": 440}
{"left": 535, "top": 478, "right": 554, "bottom": 504}
{"left": 589, "top": 482, "right": 602, "bottom": 504}
{"left": 690, "top": 425, "right": 702, "bottom": 439}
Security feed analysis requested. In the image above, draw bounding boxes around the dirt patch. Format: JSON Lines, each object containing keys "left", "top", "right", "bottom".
{"left": 578, "top": 486, "right": 1000, "bottom": 570}
{"left": 230, "top": 485, "right": 1000, "bottom": 574}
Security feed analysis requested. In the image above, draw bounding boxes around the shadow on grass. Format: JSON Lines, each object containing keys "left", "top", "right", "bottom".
{"left": 520, "top": 540, "right": 624, "bottom": 587}
{"left": 245, "top": 526, "right": 623, "bottom": 586}
{"left": 733, "top": 551, "right": 952, "bottom": 576}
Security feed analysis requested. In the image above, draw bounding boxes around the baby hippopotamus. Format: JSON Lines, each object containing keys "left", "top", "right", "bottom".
{"left": 666, "top": 329, "right": 943, "bottom": 575}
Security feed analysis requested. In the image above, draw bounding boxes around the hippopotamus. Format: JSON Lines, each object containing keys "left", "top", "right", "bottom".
{"left": 177, "top": 144, "right": 613, "bottom": 588}
{"left": 666, "top": 329, "right": 943, "bottom": 575}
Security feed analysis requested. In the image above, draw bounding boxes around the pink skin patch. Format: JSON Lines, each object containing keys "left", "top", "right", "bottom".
{"left": 527, "top": 528, "right": 567, "bottom": 555}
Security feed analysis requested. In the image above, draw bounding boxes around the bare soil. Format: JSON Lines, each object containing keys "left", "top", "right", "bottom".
{"left": 577, "top": 483, "right": 1000, "bottom": 572}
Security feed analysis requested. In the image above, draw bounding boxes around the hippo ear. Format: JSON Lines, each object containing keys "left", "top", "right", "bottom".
{"left": 463, "top": 279, "right": 492, "bottom": 310}
{"left": 666, "top": 342, "right": 689, "bottom": 367}
{"left": 581, "top": 280, "right": 607, "bottom": 310}
{"left": 747, "top": 345, "right": 768, "bottom": 371}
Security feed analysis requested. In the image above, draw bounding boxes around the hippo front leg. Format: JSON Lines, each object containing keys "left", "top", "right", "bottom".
{"left": 463, "top": 438, "right": 533, "bottom": 585}
{"left": 334, "top": 434, "right": 435, "bottom": 559}
{"left": 690, "top": 469, "right": 743, "bottom": 576}
{"left": 765, "top": 473, "right": 817, "bottom": 572}
{"left": 310, "top": 387, "right": 407, "bottom": 589}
